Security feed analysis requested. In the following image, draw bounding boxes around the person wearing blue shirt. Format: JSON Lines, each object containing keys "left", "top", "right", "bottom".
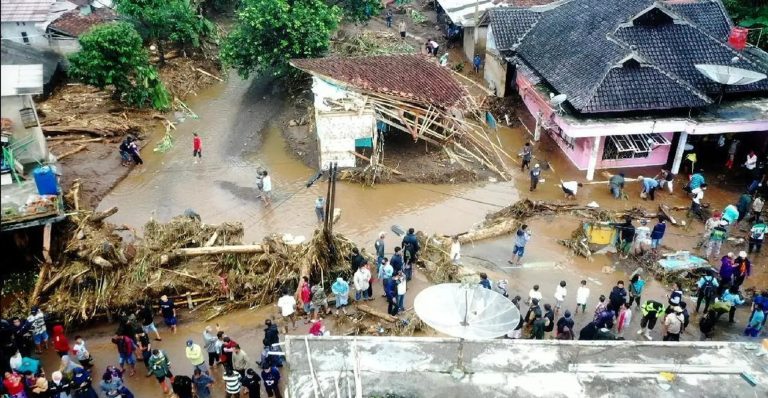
{"left": 688, "top": 171, "right": 705, "bottom": 191}
{"left": 331, "top": 277, "right": 350, "bottom": 316}
{"left": 639, "top": 176, "right": 659, "bottom": 200}
{"left": 628, "top": 274, "right": 645, "bottom": 309}
{"left": 473, "top": 55, "right": 482, "bottom": 73}
{"left": 479, "top": 273, "right": 492, "bottom": 290}
{"left": 650, "top": 218, "right": 666, "bottom": 250}
{"left": 750, "top": 290, "right": 768, "bottom": 330}
{"left": 720, "top": 287, "right": 745, "bottom": 323}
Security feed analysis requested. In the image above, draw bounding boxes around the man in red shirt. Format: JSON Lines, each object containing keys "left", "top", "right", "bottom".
{"left": 221, "top": 335, "right": 237, "bottom": 372}
{"left": 193, "top": 132, "right": 202, "bottom": 162}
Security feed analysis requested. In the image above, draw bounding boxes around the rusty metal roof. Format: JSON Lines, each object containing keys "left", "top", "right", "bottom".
{"left": 291, "top": 55, "right": 470, "bottom": 108}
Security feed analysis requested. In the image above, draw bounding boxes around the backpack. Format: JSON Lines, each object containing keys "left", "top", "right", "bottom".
{"left": 700, "top": 277, "right": 716, "bottom": 300}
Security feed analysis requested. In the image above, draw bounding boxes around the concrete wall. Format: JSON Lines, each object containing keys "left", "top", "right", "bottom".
{"left": 315, "top": 111, "right": 375, "bottom": 170}
{"left": 285, "top": 336, "right": 767, "bottom": 398}
{"left": 0, "top": 95, "right": 47, "bottom": 164}
{"left": 483, "top": 26, "right": 506, "bottom": 96}
{"left": 48, "top": 35, "right": 81, "bottom": 55}
{"left": 1, "top": 22, "right": 49, "bottom": 51}
{"left": 463, "top": 25, "right": 488, "bottom": 63}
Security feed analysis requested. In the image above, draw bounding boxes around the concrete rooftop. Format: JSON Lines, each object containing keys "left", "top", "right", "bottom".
{"left": 285, "top": 336, "right": 768, "bottom": 398}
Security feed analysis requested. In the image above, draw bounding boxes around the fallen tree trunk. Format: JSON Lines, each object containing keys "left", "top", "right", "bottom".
{"left": 459, "top": 218, "right": 518, "bottom": 243}
{"left": 89, "top": 206, "right": 118, "bottom": 223}
{"left": 42, "top": 126, "right": 106, "bottom": 137}
{"left": 54, "top": 145, "right": 87, "bottom": 160}
{"left": 172, "top": 244, "right": 266, "bottom": 257}
{"left": 357, "top": 304, "right": 398, "bottom": 323}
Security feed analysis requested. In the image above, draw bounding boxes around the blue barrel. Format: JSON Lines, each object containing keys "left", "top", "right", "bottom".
{"left": 33, "top": 166, "right": 59, "bottom": 195}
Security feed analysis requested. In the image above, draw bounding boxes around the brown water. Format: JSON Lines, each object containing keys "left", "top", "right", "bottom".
{"left": 98, "top": 74, "right": 522, "bottom": 248}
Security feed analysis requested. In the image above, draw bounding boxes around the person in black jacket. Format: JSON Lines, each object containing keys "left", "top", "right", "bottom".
{"left": 242, "top": 368, "right": 261, "bottom": 398}
{"left": 262, "top": 320, "right": 279, "bottom": 348}
{"left": 401, "top": 228, "right": 420, "bottom": 281}
{"left": 542, "top": 304, "right": 555, "bottom": 338}
{"left": 608, "top": 281, "right": 627, "bottom": 316}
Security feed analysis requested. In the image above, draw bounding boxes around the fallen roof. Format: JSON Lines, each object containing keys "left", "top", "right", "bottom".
{"left": 1, "top": 0, "right": 54, "bottom": 22}
{"left": 1, "top": 64, "right": 44, "bottom": 96}
{"left": 491, "top": 0, "right": 768, "bottom": 114}
{"left": 48, "top": 6, "right": 117, "bottom": 37}
{"left": 1, "top": 40, "right": 62, "bottom": 85}
{"left": 286, "top": 336, "right": 768, "bottom": 398}
{"left": 291, "top": 55, "right": 471, "bottom": 108}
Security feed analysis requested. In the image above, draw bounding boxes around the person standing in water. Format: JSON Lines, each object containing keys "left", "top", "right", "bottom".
{"left": 193, "top": 133, "right": 202, "bottom": 162}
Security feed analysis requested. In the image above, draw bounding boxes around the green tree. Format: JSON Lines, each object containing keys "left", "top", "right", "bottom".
{"left": 115, "top": 0, "right": 213, "bottom": 64}
{"left": 723, "top": 0, "right": 768, "bottom": 50}
{"left": 331, "top": 0, "right": 382, "bottom": 23}
{"left": 69, "top": 22, "right": 171, "bottom": 110}
{"left": 221, "top": 0, "right": 341, "bottom": 78}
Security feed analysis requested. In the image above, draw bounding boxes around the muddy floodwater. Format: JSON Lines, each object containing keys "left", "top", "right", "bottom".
{"left": 99, "top": 75, "right": 521, "bottom": 246}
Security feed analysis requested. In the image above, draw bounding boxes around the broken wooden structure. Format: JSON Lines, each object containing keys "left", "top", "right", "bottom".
{"left": 290, "top": 55, "right": 510, "bottom": 182}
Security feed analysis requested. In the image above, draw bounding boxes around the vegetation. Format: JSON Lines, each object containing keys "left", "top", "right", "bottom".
{"left": 221, "top": 0, "right": 341, "bottom": 78}
{"left": 115, "top": 0, "right": 215, "bottom": 63}
{"left": 332, "top": 0, "right": 382, "bottom": 23}
{"left": 69, "top": 23, "right": 171, "bottom": 110}
{"left": 723, "top": 0, "right": 768, "bottom": 50}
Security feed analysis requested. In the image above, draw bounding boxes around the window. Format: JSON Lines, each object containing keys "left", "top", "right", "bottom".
{"left": 602, "top": 134, "right": 670, "bottom": 160}
{"left": 21, "top": 32, "right": 29, "bottom": 44}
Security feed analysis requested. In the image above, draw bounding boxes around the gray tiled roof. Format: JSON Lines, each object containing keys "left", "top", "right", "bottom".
{"left": 582, "top": 63, "right": 710, "bottom": 112}
{"left": 492, "top": 0, "right": 768, "bottom": 114}
{"left": 665, "top": 0, "right": 731, "bottom": 40}
{"left": 488, "top": 8, "right": 541, "bottom": 50}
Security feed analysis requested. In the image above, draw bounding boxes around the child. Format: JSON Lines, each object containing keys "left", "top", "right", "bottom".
{"left": 575, "top": 280, "right": 590, "bottom": 314}
{"left": 450, "top": 236, "right": 461, "bottom": 265}
{"left": 193, "top": 132, "right": 202, "bottom": 162}
{"left": 616, "top": 302, "right": 632, "bottom": 337}
{"left": 554, "top": 281, "right": 567, "bottom": 316}
{"left": 52, "top": 325, "right": 71, "bottom": 357}
{"left": 527, "top": 285, "right": 542, "bottom": 305}
{"left": 73, "top": 336, "right": 94, "bottom": 370}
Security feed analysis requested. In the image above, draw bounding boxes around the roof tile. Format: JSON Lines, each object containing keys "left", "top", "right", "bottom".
{"left": 291, "top": 55, "right": 470, "bottom": 108}
{"left": 49, "top": 7, "right": 117, "bottom": 37}
{"left": 1, "top": 0, "right": 53, "bottom": 23}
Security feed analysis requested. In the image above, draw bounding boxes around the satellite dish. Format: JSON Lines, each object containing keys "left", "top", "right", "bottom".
{"left": 550, "top": 94, "right": 568, "bottom": 106}
{"left": 414, "top": 283, "right": 520, "bottom": 339}
{"left": 695, "top": 64, "right": 767, "bottom": 86}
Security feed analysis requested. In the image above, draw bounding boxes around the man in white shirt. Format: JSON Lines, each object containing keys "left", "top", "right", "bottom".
{"left": 633, "top": 219, "right": 651, "bottom": 255}
{"left": 261, "top": 171, "right": 272, "bottom": 205}
{"left": 688, "top": 184, "right": 707, "bottom": 221}
{"left": 561, "top": 180, "right": 583, "bottom": 200}
{"left": 575, "top": 280, "right": 590, "bottom": 314}
{"left": 276, "top": 289, "right": 296, "bottom": 334}
{"left": 353, "top": 265, "right": 371, "bottom": 302}
{"left": 28, "top": 307, "right": 48, "bottom": 353}
{"left": 554, "top": 281, "right": 567, "bottom": 316}
{"left": 528, "top": 284, "right": 542, "bottom": 305}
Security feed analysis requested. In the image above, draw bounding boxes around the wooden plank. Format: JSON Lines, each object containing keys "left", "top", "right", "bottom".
{"left": 173, "top": 244, "right": 266, "bottom": 256}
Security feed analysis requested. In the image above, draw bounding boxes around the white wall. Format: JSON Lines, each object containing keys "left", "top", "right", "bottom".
{"left": 49, "top": 35, "right": 81, "bottom": 55}
{"left": 315, "top": 112, "right": 375, "bottom": 170}
{"left": 1, "top": 22, "right": 50, "bottom": 51}
{"left": 0, "top": 95, "right": 48, "bottom": 164}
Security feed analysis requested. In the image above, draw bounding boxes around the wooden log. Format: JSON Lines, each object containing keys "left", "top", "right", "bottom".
{"left": 28, "top": 260, "right": 51, "bottom": 308}
{"left": 172, "top": 244, "right": 266, "bottom": 257}
{"left": 54, "top": 145, "right": 86, "bottom": 160}
{"left": 659, "top": 204, "right": 677, "bottom": 225}
{"left": 193, "top": 67, "right": 223, "bottom": 82}
{"left": 348, "top": 151, "right": 403, "bottom": 175}
{"left": 90, "top": 206, "right": 118, "bottom": 223}
{"left": 356, "top": 304, "right": 398, "bottom": 323}
{"left": 204, "top": 231, "right": 219, "bottom": 247}
{"left": 42, "top": 126, "right": 106, "bottom": 137}
{"left": 460, "top": 218, "right": 518, "bottom": 243}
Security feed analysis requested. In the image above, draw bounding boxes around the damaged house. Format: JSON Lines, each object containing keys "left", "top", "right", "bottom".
{"left": 291, "top": 54, "right": 509, "bottom": 178}
{"left": 484, "top": 0, "right": 768, "bottom": 180}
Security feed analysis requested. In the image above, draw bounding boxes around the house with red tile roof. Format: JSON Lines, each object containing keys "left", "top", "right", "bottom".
{"left": 291, "top": 54, "right": 511, "bottom": 176}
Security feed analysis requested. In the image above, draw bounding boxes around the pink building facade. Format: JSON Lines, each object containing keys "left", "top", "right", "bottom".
{"left": 516, "top": 72, "right": 768, "bottom": 180}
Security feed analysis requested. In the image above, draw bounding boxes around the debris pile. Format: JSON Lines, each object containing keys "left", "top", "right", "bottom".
{"left": 25, "top": 210, "right": 357, "bottom": 325}
{"left": 330, "top": 30, "right": 415, "bottom": 57}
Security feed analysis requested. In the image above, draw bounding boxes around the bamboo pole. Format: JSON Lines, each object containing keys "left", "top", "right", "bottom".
{"left": 172, "top": 244, "right": 266, "bottom": 256}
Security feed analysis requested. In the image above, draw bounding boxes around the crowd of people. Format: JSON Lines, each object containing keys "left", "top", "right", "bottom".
{"left": 1, "top": 295, "right": 286, "bottom": 398}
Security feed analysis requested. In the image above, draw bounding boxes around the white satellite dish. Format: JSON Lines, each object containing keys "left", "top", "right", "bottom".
{"left": 695, "top": 64, "right": 767, "bottom": 86}
{"left": 414, "top": 283, "right": 520, "bottom": 339}
{"left": 550, "top": 94, "right": 568, "bottom": 106}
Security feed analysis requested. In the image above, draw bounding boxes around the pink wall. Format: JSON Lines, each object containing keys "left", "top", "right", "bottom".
{"left": 516, "top": 73, "right": 673, "bottom": 171}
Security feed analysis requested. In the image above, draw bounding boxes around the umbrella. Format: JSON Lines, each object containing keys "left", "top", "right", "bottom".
{"left": 414, "top": 283, "right": 520, "bottom": 339}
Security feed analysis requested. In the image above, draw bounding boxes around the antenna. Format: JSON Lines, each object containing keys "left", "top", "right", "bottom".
{"left": 695, "top": 63, "right": 767, "bottom": 103}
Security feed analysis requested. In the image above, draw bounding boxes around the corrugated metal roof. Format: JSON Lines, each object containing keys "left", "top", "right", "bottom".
{"left": 1, "top": 0, "right": 55, "bottom": 23}
{"left": 1, "top": 64, "right": 44, "bottom": 96}
{"left": 438, "top": 0, "right": 552, "bottom": 27}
